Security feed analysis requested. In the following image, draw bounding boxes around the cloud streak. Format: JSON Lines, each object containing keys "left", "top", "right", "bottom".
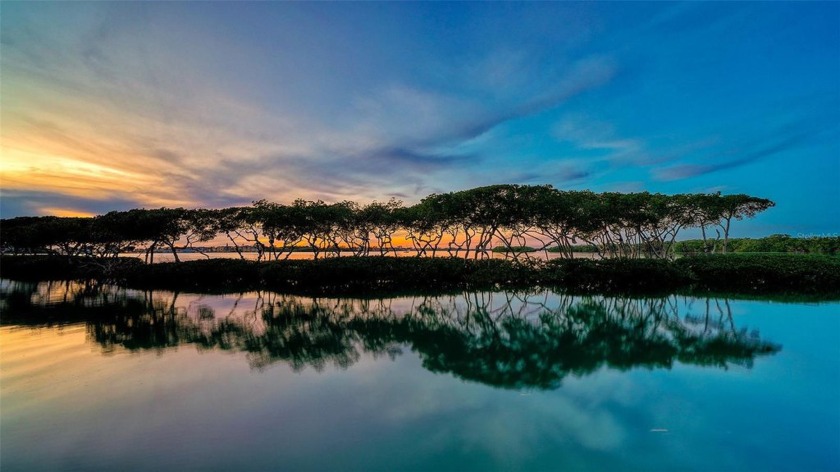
{"left": 653, "top": 112, "right": 837, "bottom": 181}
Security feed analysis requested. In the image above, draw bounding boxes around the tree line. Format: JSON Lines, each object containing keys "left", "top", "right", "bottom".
{"left": 0, "top": 184, "right": 774, "bottom": 262}
{"left": 674, "top": 234, "right": 840, "bottom": 255}
{"left": 544, "top": 234, "right": 839, "bottom": 256}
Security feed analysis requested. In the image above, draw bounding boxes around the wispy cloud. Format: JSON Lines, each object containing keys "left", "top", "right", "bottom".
{"left": 350, "top": 55, "right": 617, "bottom": 151}
{"left": 2, "top": 3, "right": 618, "bottom": 213}
{"left": 553, "top": 113, "right": 645, "bottom": 163}
{"left": 1, "top": 0, "right": 837, "bottom": 239}
{"left": 653, "top": 112, "right": 837, "bottom": 181}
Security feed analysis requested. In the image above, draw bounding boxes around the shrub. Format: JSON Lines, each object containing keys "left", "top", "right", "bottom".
{"left": 2, "top": 254, "right": 837, "bottom": 297}
{"left": 542, "top": 258, "right": 692, "bottom": 293}
{"left": 0, "top": 255, "right": 143, "bottom": 280}
{"left": 119, "top": 258, "right": 262, "bottom": 291}
{"left": 675, "top": 254, "right": 840, "bottom": 293}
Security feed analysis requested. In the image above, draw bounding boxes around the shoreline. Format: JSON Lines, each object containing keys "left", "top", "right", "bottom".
{"left": 1, "top": 253, "right": 838, "bottom": 299}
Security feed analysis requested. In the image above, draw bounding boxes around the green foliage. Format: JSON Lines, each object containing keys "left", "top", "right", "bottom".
{"left": 492, "top": 246, "right": 536, "bottom": 253}
{"left": 1, "top": 185, "right": 777, "bottom": 263}
{"left": 547, "top": 244, "right": 599, "bottom": 253}
{"left": 675, "top": 253, "right": 840, "bottom": 293}
{"left": 674, "top": 235, "right": 840, "bottom": 255}
{"left": 5, "top": 252, "right": 837, "bottom": 296}
{"left": 542, "top": 258, "right": 692, "bottom": 294}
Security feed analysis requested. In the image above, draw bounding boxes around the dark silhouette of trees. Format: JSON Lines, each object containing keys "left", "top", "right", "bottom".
{"left": 1, "top": 216, "right": 92, "bottom": 257}
{"left": 0, "top": 185, "right": 776, "bottom": 262}
{"left": 361, "top": 199, "right": 403, "bottom": 256}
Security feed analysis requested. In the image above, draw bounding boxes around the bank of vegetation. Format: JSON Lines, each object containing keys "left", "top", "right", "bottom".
{"left": 2, "top": 253, "right": 837, "bottom": 297}
{"left": 6, "top": 184, "right": 831, "bottom": 295}
{"left": 673, "top": 234, "right": 839, "bottom": 255}
{"left": 542, "top": 234, "right": 840, "bottom": 255}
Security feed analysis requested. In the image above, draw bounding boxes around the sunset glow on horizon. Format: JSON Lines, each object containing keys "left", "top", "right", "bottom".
{"left": 1, "top": 2, "right": 838, "bottom": 236}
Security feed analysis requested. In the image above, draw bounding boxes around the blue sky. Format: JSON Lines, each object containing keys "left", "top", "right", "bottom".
{"left": 1, "top": 2, "right": 838, "bottom": 235}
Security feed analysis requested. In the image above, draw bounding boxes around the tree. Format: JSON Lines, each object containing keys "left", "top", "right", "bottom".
{"left": 212, "top": 207, "right": 250, "bottom": 260}
{"left": 361, "top": 199, "right": 403, "bottom": 256}
{"left": 136, "top": 208, "right": 217, "bottom": 262}
{"left": 716, "top": 195, "right": 775, "bottom": 253}
{"left": 0, "top": 216, "right": 92, "bottom": 257}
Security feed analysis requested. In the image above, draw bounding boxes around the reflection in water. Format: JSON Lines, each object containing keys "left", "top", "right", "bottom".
{"left": 0, "top": 279, "right": 780, "bottom": 390}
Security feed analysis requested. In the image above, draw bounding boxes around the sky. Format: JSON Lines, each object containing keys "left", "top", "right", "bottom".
{"left": 1, "top": 2, "right": 838, "bottom": 236}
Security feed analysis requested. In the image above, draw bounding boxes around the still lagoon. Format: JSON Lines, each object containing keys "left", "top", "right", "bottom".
{"left": 1, "top": 279, "right": 838, "bottom": 471}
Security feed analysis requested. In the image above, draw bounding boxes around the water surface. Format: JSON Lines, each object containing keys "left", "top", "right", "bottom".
{"left": 1, "top": 280, "right": 837, "bottom": 471}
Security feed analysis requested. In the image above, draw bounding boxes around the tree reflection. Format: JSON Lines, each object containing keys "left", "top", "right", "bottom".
{"left": 0, "top": 280, "right": 781, "bottom": 389}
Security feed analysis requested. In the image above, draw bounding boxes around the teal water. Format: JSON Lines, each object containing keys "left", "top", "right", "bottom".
{"left": 1, "top": 280, "right": 838, "bottom": 471}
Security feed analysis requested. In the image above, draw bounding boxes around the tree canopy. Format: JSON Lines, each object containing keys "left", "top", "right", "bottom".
{"left": 0, "top": 185, "right": 775, "bottom": 262}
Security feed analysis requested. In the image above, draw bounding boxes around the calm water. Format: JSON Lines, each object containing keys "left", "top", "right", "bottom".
{"left": 1, "top": 280, "right": 838, "bottom": 471}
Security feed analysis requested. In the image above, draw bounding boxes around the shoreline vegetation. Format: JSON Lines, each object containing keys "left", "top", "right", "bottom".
{"left": 2, "top": 253, "right": 838, "bottom": 298}
{"left": 2, "top": 184, "right": 835, "bottom": 297}
{"left": 545, "top": 234, "right": 840, "bottom": 255}
{"left": 490, "top": 233, "right": 839, "bottom": 255}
